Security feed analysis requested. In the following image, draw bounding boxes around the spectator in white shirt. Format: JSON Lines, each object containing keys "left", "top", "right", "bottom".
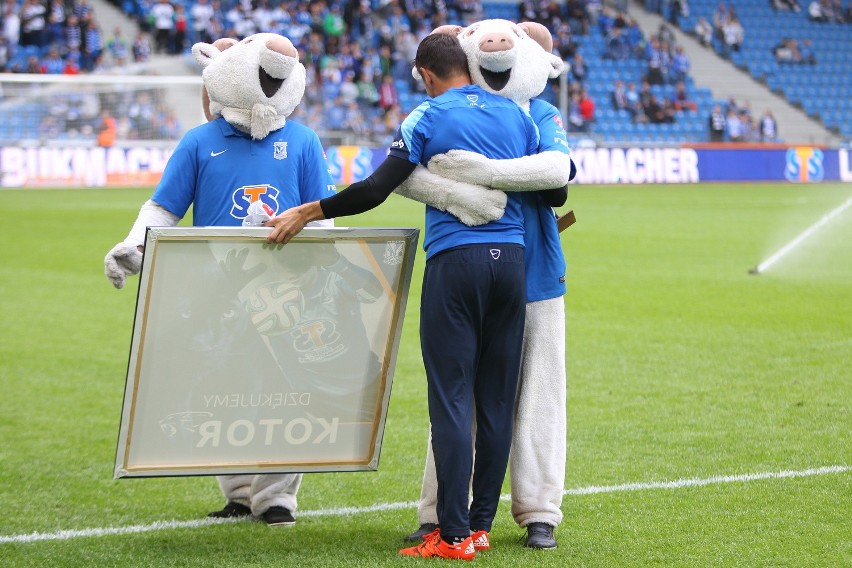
{"left": 760, "top": 110, "right": 778, "bottom": 142}
{"left": 694, "top": 17, "right": 712, "bottom": 46}
{"left": 151, "top": 0, "right": 175, "bottom": 53}
{"left": 191, "top": 0, "right": 214, "bottom": 43}
{"left": 725, "top": 108, "right": 743, "bottom": 141}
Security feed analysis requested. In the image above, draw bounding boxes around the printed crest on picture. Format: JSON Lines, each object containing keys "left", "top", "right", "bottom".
{"left": 383, "top": 241, "right": 404, "bottom": 266}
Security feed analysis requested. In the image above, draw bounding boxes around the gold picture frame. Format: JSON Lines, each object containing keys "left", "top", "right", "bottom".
{"left": 114, "top": 226, "right": 419, "bottom": 478}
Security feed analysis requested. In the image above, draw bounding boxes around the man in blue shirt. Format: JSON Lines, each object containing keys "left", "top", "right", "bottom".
{"left": 403, "top": 87, "right": 574, "bottom": 552}
{"left": 267, "top": 33, "right": 566, "bottom": 560}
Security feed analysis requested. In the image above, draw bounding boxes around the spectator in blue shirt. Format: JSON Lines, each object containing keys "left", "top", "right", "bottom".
{"left": 672, "top": 46, "right": 690, "bottom": 83}
{"left": 41, "top": 46, "right": 64, "bottom": 73}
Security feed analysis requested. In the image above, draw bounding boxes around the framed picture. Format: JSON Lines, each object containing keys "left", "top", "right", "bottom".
{"left": 114, "top": 226, "right": 419, "bottom": 478}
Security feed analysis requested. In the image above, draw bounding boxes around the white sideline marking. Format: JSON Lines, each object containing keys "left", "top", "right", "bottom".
{"left": 2, "top": 464, "right": 848, "bottom": 544}
{"left": 557, "top": 464, "right": 851, "bottom": 496}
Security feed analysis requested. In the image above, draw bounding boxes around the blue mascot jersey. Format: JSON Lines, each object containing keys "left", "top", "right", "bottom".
{"left": 152, "top": 118, "right": 336, "bottom": 225}
{"left": 388, "top": 84, "right": 539, "bottom": 259}
{"left": 522, "top": 98, "right": 571, "bottom": 302}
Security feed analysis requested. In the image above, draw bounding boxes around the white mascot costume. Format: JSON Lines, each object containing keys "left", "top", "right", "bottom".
{"left": 104, "top": 33, "right": 333, "bottom": 526}
{"left": 396, "top": 20, "right": 575, "bottom": 549}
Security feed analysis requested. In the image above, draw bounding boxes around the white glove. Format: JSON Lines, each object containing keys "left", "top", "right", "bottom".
{"left": 242, "top": 200, "right": 275, "bottom": 226}
{"left": 395, "top": 165, "right": 506, "bottom": 227}
{"left": 104, "top": 241, "right": 143, "bottom": 289}
{"left": 443, "top": 183, "right": 507, "bottom": 226}
{"left": 104, "top": 199, "right": 180, "bottom": 289}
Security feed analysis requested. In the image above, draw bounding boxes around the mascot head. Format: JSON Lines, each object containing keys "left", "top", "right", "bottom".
{"left": 193, "top": 33, "right": 306, "bottom": 140}
{"left": 415, "top": 20, "right": 565, "bottom": 107}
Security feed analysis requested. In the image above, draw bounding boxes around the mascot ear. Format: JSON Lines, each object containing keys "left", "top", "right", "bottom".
{"left": 516, "top": 22, "right": 564, "bottom": 78}
{"left": 414, "top": 24, "right": 463, "bottom": 81}
{"left": 200, "top": 38, "right": 237, "bottom": 121}
{"left": 547, "top": 53, "right": 566, "bottom": 79}
{"left": 213, "top": 38, "right": 238, "bottom": 51}
{"left": 430, "top": 24, "right": 463, "bottom": 36}
{"left": 518, "top": 22, "right": 553, "bottom": 52}
{"left": 192, "top": 42, "right": 221, "bottom": 68}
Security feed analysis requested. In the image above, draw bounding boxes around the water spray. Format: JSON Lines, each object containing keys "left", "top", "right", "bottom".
{"left": 750, "top": 196, "right": 852, "bottom": 275}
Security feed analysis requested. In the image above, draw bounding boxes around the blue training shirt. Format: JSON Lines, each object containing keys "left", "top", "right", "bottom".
{"left": 152, "top": 118, "right": 336, "bottom": 225}
{"left": 522, "top": 98, "right": 571, "bottom": 302}
{"left": 388, "top": 84, "right": 539, "bottom": 259}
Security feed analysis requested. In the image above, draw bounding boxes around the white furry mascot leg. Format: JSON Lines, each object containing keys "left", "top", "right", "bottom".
{"left": 510, "top": 297, "right": 566, "bottom": 527}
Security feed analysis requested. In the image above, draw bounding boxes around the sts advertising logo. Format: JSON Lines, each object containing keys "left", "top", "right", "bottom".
{"left": 784, "top": 147, "right": 824, "bottom": 183}
{"left": 326, "top": 146, "right": 374, "bottom": 186}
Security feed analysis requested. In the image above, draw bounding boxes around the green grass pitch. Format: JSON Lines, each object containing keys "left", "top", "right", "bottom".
{"left": 0, "top": 183, "right": 849, "bottom": 567}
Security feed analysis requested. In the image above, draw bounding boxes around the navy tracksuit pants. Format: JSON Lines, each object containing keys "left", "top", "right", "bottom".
{"left": 420, "top": 243, "right": 526, "bottom": 540}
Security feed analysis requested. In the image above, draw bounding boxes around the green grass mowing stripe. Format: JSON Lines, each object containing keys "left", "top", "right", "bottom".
{"left": 1, "top": 184, "right": 850, "bottom": 567}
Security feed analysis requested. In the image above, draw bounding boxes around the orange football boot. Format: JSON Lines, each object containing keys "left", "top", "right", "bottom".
{"left": 399, "top": 531, "right": 476, "bottom": 561}
{"left": 470, "top": 530, "right": 490, "bottom": 551}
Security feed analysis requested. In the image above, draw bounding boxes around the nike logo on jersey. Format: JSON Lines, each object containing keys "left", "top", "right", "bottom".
{"left": 211, "top": 149, "right": 228, "bottom": 157}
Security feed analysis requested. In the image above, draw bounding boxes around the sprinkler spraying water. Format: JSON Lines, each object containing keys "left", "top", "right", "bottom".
{"left": 750, "top": 196, "right": 852, "bottom": 275}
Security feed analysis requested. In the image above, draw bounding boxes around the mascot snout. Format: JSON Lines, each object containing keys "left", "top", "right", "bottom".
{"left": 477, "top": 31, "right": 517, "bottom": 89}
{"left": 257, "top": 36, "right": 300, "bottom": 98}
{"left": 477, "top": 34, "right": 516, "bottom": 90}
{"left": 478, "top": 32, "right": 515, "bottom": 53}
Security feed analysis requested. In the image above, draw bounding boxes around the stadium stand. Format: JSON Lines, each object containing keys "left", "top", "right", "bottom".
{"left": 1, "top": 0, "right": 848, "bottom": 145}
{"left": 656, "top": 0, "right": 852, "bottom": 141}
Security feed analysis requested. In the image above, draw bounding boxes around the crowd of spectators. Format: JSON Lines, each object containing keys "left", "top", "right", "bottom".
{"left": 707, "top": 97, "right": 779, "bottom": 143}
{"left": 35, "top": 88, "right": 180, "bottom": 141}
{"left": 603, "top": 18, "right": 697, "bottom": 129}
{"left": 689, "top": 3, "right": 743, "bottom": 55}
{"left": 714, "top": 3, "right": 744, "bottom": 53}
{"left": 692, "top": 0, "right": 850, "bottom": 61}
{"left": 3, "top": 0, "right": 801, "bottom": 145}
{"left": 0, "top": 0, "right": 154, "bottom": 73}
{"left": 0, "top": 0, "right": 171, "bottom": 141}
{"left": 773, "top": 36, "right": 817, "bottom": 63}
{"left": 804, "top": 0, "right": 852, "bottom": 22}
{"left": 610, "top": 78, "right": 692, "bottom": 124}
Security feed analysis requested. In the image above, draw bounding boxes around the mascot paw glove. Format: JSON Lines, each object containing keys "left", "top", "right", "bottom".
{"left": 429, "top": 150, "right": 494, "bottom": 187}
{"left": 104, "top": 241, "right": 143, "bottom": 289}
{"left": 445, "top": 182, "right": 507, "bottom": 226}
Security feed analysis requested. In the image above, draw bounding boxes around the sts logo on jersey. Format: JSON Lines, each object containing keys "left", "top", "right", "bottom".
{"left": 230, "top": 184, "right": 281, "bottom": 219}
{"left": 292, "top": 319, "right": 345, "bottom": 364}
{"left": 785, "top": 147, "right": 824, "bottom": 183}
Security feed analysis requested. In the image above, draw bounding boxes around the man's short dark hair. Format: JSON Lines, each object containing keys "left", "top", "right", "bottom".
{"left": 415, "top": 33, "right": 468, "bottom": 80}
